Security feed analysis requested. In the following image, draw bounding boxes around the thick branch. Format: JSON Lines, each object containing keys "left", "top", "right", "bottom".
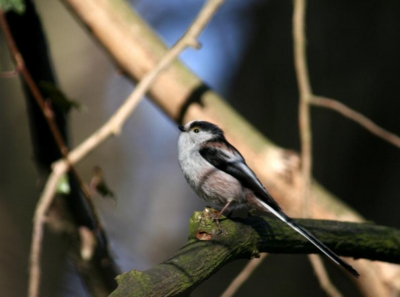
{"left": 111, "top": 210, "right": 400, "bottom": 297}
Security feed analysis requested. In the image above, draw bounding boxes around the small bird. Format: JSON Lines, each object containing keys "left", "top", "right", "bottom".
{"left": 178, "top": 120, "right": 359, "bottom": 278}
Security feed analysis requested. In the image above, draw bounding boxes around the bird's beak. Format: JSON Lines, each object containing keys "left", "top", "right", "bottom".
{"left": 178, "top": 125, "right": 185, "bottom": 132}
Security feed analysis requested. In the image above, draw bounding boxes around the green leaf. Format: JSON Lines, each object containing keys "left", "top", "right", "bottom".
{"left": 0, "top": 0, "right": 26, "bottom": 14}
{"left": 39, "top": 81, "right": 83, "bottom": 114}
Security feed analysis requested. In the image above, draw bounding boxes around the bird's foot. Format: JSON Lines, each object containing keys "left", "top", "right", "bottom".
{"left": 204, "top": 207, "right": 225, "bottom": 235}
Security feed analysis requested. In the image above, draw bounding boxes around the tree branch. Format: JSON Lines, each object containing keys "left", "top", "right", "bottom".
{"left": 311, "top": 96, "right": 400, "bottom": 149}
{"left": 111, "top": 210, "right": 400, "bottom": 297}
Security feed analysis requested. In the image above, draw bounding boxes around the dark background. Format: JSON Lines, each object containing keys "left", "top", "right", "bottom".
{"left": 0, "top": 0, "right": 399, "bottom": 296}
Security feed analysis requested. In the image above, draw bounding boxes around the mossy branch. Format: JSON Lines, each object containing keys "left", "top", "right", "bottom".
{"left": 110, "top": 209, "right": 400, "bottom": 297}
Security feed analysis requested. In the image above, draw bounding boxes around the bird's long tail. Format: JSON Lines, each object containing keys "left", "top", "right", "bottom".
{"left": 257, "top": 199, "right": 359, "bottom": 278}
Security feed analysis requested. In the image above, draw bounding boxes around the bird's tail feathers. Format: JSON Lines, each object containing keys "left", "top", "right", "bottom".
{"left": 257, "top": 199, "right": 359, "bottom": 278}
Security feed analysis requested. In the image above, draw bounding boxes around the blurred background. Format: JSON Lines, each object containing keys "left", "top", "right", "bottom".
{"left": 1, "top": 0, "right": 400, "bottom": 296}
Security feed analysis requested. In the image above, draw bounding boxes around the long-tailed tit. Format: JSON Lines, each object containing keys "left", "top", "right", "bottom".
{"left": 178, "top": 120, "right": 359, "bottom": 278}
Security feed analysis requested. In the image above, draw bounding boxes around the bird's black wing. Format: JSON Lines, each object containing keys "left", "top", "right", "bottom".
{"left": 199, "top": 146, "right": 281, "bottom": 212}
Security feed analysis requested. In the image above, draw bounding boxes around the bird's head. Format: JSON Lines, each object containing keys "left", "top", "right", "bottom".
{"left": 178, "top": 120, "right": 224, "bottom": 147}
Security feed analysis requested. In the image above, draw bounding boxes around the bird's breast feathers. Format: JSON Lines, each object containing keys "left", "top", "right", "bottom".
{"left": 179, "top": 149, "right": 243, "bottom": 205}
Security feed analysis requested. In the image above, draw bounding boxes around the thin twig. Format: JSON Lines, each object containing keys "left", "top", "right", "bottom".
{"left": 25, "top": 1, "right": 225, "bottom": 297}
{"left": 29, "top": 162, "right": 67, "bottom": 297}
{"left": 0, "top": 9, "right": 95, "bottom": 215}
{"left": 221, "top": 253, "right": 268, "bottom": 297}
{"left": 0, "top": 10, "right": 64, "bottom": 150}
{"left": 0, "top": 10, "right": 109, "bottom": 297}
{"left": 293, "top": 0, "right": 312, "bottom": 215}
{"left": 292, "top": 1, "right": 342, "bottom": 296}
{"left": 311, "top": 96, "right": 400, "bottom": 149}
{"left": 0, "top": 6, "right": 101, "bottom": 240}
{"left": 308, "top": 255, "right": 343, "bottom": 297}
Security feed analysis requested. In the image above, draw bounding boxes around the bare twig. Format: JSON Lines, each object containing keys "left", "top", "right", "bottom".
{"left": 292, "top": 1, "right": 342, "bottom": 296}
{"left": 1, "top": 10, "right": 70, "bottom": 169}
{"left": 221, "top": 254, "right": 268, "bottom": 297}
{"left": 293, "top": 0, "right": 312, "bottom": 215}
{"left": 26, "top": 1, "right": 225, "bottom": 296}
{"left": 308, "top": 255, "right": 343, "bottom": 297}
{"left": 29, "top": 162, "right": 67, "bottom": 297}
{"left": 0, "top": 9, "right": 108, "bottom": 297}
{"left": 0, "top": 9, "right": 94, "bottom": 211}
{"left": 311, "top": 96, "right": 400, "bottom": 149}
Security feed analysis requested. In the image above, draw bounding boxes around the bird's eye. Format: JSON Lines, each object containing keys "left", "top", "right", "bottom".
{"left": 193, "top": 128, "right": 200, "bottom": 133}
